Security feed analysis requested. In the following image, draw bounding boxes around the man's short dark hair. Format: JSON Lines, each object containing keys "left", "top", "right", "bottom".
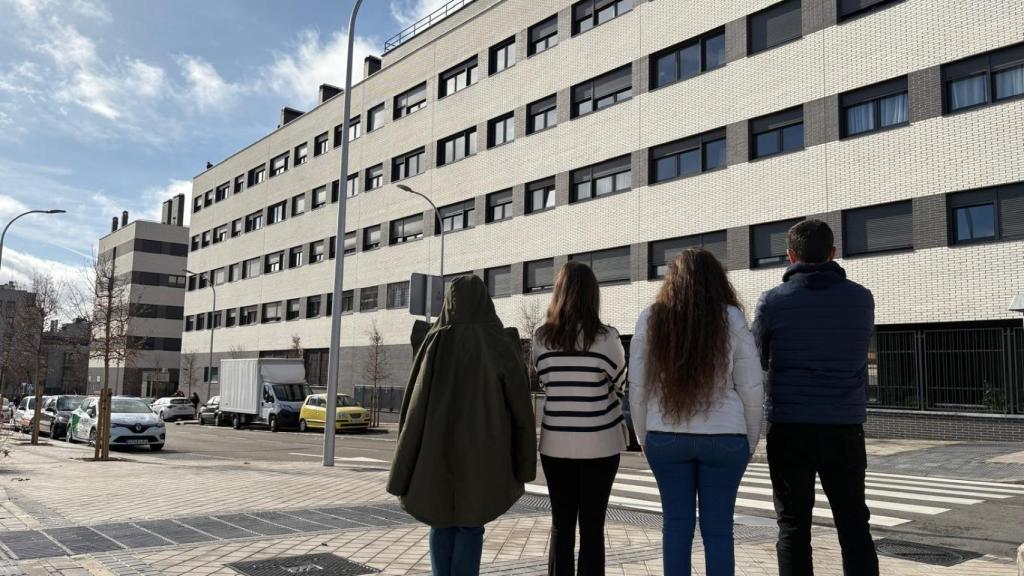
{"left": 787, "top": 220, "right": 834, "bottom": 264}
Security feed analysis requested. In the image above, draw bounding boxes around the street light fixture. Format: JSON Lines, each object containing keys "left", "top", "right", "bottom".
{"left": 397, "top": 184, "right": 445, "bottom": 322}
{"left": 0, "top": 209, "right": 67, "bottom": 273}
{"left": 183, "top": 268, "right": 215, "bottom": 403}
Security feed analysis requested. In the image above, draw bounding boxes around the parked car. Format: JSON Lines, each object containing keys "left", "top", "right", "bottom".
{"left": 151, "top": 397, "right": 196, "bottom": 421}
{"left": 298, "top": 394, "right": 370, "bottom": 433}
{"left": 220, "top": 358, "right": 311, "bottom": 431}
{"left": 13, "top": 396, "right": 42, "bottom": 433}
{"left": 198, "top": 396, "right": 226, "bottom": 426}
{"left": 1, "top": 398, "right": 10, "bottom": 422}
{"left": 38, "top": 395, "right": 84, "bottom": 439}
{"left": 68, "top": 396, "right": 165, "bottom": 450}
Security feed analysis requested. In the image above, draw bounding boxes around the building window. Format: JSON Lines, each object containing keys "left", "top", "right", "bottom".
{"left": 439, "top": 57, "right": 479, "bottom": 98}
{"left": 286, "top": 299, "right": 301, "bottom": 321}
{"left": 392, "top": 148, "right": 425, "bottom": 181}
{"left": 752, "top": 218, "right": 803, "bottom": 267}
{"left": 486, "top": 190, "right": 513, "bottom": 223}
{"left": 489, "top": 36, "right": 516, "bottom": 75}
{"left": 262, "top": 302, "right": 282, "bottom": 324}
{"left": 944, "top": 43, "right": 1024, "bottom": 113}
{"left": 526, "top": 178, "right": 556, "bottom": 213}
{"left": 231, "top": 218, "right": 243, "bottom": 238}
{"left": 841, "top": 76, "right": 909, "bottom": 137}
{"left": 265, "top": 251, "right": 284, "bottom": 274}
{"left": 314, "top": 132, "right": 329, "bottom": 156}
{"left": 649, "top": 231, "right": 728, "bottom": 278}
{"left": 228, "top": 263, "right": 240, "bottom": 282}
{"left": 244, "top": 211, "right": 262, "bottom": 232}
{"left": 390, "top": 214, "right": 424, "bottom": 244}
{"left": 487, "top": 113, "right": 515, "bottom": 148}
{"left": 438, "top": 128, "right": 477, "bottom": 166}
{"left": 234, "top": 175, "right": 244, "bottom": 194}
{"left": 651, "top": 28, "right": 725, "bottom": 90}
{"left": 340, "top": 290, "right": 353, "bottom": 314}
{"left": 190, "top": 235, "right": 200, "bottom": 252}
{"left": 386, "top": 282, "right": 410, "bottom": 309}
{"left": 843, "top": 201, "right": 913, "bottom": 256}
{"left": 240, "top": 306, "right": 258, "bottom": 326}
{"left": 438, "top": 200, "right": 475, "bottom": 233}
{"left": 651, "top": 128, "right": 726, "bottom": 182}
{"left": 748, "top": 0, "right": 802, "bottom": 55}
{"left": 270, "top": 153, "right": 289, "bottom": 177}
{"left": 328, "top": 236, "right": 337, "bottom": 259}
{"left": 570, "top": 246, "right": 631, "bottom": 284}
{"left": 242, "top": 257, "right": 261, "bottom": 279}
{"left": 343, "top": 231, "right": 356, "bottom": 255}
{"left": 528, "top": 15, "right": 558, "bottom": 56}
{"left": 394, "top": 83, "right": 427, "bottom": 119}
{"left": 527, "top": 95, "right": 557, "bottom": 134}
{"left": 204, "top": 190, "right": 213, "bottom": 207}
{"left": 193, "top": 196, "right": 202, "bottom": 213}
{"left": 366, "top": 164, "right": 383, "bottom": 191}
{"left": 225, "top": 309, "right": 237, "bottom": 327}
{"left": 247, "top": 164, "right": 266, "bottom": 186}
{"left": 750, "top": 107, "right": 803, "bottom": 159}
{"left": 294, "top": 142, "right": 308, "bottom": 166}
{"left": 267, "top": 201, "right": 286, "bottom": 225}
{"left": 572, "top": 0, "right": 632, "bottom": 35}
{"left": 949, "top": 183, "right": 1024, "bottom": 244}
{"left": 201, "top": 231, "right": 211, "bottom": 248}
{"left": 572, "top": 155, "right": 631, "bottom": 202}
{"left": 288, "top": 245, "right": 304, "bottom": 268}
{"left": 364, "top": 225, "right": 381, "bottom": 250}
{"left": 310, "top": 240, "right": 326, "bottom": 263}
{"left": 215, "top": 183, "right": 229, "bottom": 202}
{"left": 484, "top": 266, "right": 511, "bottom": 298}
{"left": 359, "top": 287, "right": 379, "bottom": 312}
{"left": 306, "top": 295, "right": 322, "bottom": 318}
{"left": 195, "top": 313, "right": 206, "bottom": 330}
{"left": 312, "top": 186, "right": 328, "bottom": 209}
{"left": 292, "top": 193, "right": 306, "bottom": 216}
{"left": 524, "top": 258, "right": 555, "bottom": 292}
{"left": 348, "top": 116, "right": 362, "bottom": 142}
{"left": 838, "top": 0, "right": 904, "bottom": 21}
{"left": 213, "top": 225, "right": 227, "bottom": 244}
{"left": 346, "top": 174, "right": 359, "bottom": 198}
{"left": 367, "top": 103, "right": 385, "bottom": 132}
{"left": 185, "top": 316, "right": 194, "bottom": 332}
{"left": 572, "top": 65, "right": 632, "bottom": 118}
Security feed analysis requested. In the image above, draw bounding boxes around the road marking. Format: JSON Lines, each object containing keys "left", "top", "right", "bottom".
{"left": 740, "top": 470, "right": 1013, "bottom": 499}
{"left": 287, "top": 453, "right": 387, "bottom": 463}
{"left": 525, "top": 484, "right": 662, "bottom": 513}
{"left": 746, "top": 463, "right": 1024, "bottom": 494}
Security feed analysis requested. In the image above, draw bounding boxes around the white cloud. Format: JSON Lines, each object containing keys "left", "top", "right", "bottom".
{"left": 264, "top": 28, "right": 376, "bottom": 109}
{"left": 389, "top": 0, "right": 447, "bottom": 28}
{"left": 177, "top": 55, "right": 239, "bottom": 113}
{"left": 0, "top": 247, "right": 90, "bottom": 296}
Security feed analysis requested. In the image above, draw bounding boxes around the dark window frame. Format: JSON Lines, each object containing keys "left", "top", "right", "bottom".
{"left": 363, "top": 226, "right": 382, "bottom": 251}
{"left": 842, "top": 200, "right": 914, "bottom": 257}
{"left": 751, "top": 217, "right": 804, "bottom": 268}
{"left": 313, "top": 132, "right": 329, "bottom": 156}
{"left": 527, "top": 95, "right": 558, "bottom": 134}
{"left": 392, "top": 148, "right": 426, "bottom": 181}
{"left": 247, "top": 164, "right": 266, "bottom": 186}
{"left": 267, "top": 201, "right": 287, "bottom": 225}
{"left": 569, "top": 246, "right": 632, "bottom": 285}
{"left": 484, "top": 265, "right": 512, "bottom": 298}
{"left": 648, "top": 231, "right": 728, "bottom": 278}
{"left": 437, "top": 199, "right": 476, "bottom": 233}
{"left": 438, "top": 56, "right": 479, "bottom": 98}
{"left": 487, "top": 112, "right": 515, "bottom": 148}
{"left": 366, "top": 164, "right": 384, "bottom": 191}
{"left": 948, "top": 183, "right": 1024, "bottom": 246}
{"left": 747, "top": 0, "right": 803, "bottom": 55}
{"left": 489, "top": 36, "right": 516, "bottom": 75}
{"left": 386, "top": 281, "right": 410, "bottom": 309}
{"left": 650, "top": 128, "right": 727, "bottom": 183}
{"left": 840, "top": 76, "right": 910, "bottom": 138}
{"left": 486, "top": 189, "right": 514, "bottom": 223}
{"left": 750, "top": 106, "right": 804, "bottom": 160}
{"left": 526, "top": 178, "right": 556, "bottom": 214}
{"left": 571, "top": 155, "right": 632, "bottom": 203}
{"left": 528, "top": 15, "right": 559, "bottom": 57}
{"left": 571, "top": 64, "right": 632, "bottom": 118}
{"left": 438, "top": 128, "right": 478, "bottom": 166}
{"left": 269, "top": 152, "right": 289, "bottom": 177}
{"left": 572, "top": 0, "right": 634, "bottom": 35}
{"left": 394, "top": 82, "right": 428, "bottom": 119}
{"left": 837, "top": 0, "right": 905, "bottom": 22}
{"left": 367, "top": 103, "right": 385, "bottom": 132}
{"left": 359, "top": 287, "right": 379, "bottom": 312}
{"left": 650, "top": 27, "right": 726, "bottom": 90}
{"left": 390, "top": 214, "right": 425, "bottom": 244}
{"left": 294, "top": 142, "right": 308, "bottom": 165}
{"left": 942, "top": 42, "right": 1024, "bottom": 114}
{"left": 523, "top": 258, "right": 555, "bottom": 293}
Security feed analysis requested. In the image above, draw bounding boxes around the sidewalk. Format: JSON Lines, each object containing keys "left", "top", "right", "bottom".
{"left": 0, "top": 439, "right": 1016, "bottom": 576}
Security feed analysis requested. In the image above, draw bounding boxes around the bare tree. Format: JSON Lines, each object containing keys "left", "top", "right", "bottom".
{"left": 363, "top": 320, "right": 389, "bottom": 428}
{"left": 15, "top": 274, "right": 63, "bottom": 444}
{"left": 287, "top": 335, "right": 304, "bottom": 359}
{"left": 180, "top": 352, "right": 200, "bottom": 397}
{"left": 226, "top": 345, "right": 246, "bottom": 359}
{"left": 518, "top": 299, "right": 545, "bottom": 390}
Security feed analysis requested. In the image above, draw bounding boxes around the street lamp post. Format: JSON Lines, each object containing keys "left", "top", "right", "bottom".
{"left": 397, "top": 184, "right": 445, "bottom": 322}
{"left": 0, "top": 209, "right": 67, "bottom": 273}
{"left": 323, "top": 0, "right": 364, "bottom": 467}
{"left": 183, "top": 269, "right": 215, "bottom": 405}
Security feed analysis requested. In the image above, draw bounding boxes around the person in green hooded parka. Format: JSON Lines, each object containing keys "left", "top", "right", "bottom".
{"left": 388, "top": 275, "right": 537, "bottom": 576}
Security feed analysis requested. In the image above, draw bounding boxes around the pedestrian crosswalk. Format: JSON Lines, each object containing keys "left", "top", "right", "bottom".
{"left": 526, "top": 461, "right": 1024, "bottom": 527}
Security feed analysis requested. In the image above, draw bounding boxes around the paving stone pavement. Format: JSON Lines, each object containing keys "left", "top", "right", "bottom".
{"left": 0, "top": 440, "right": 1017, "bottom": 575}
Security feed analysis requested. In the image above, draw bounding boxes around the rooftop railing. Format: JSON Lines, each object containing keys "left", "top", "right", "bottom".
{"left": 383, "top": 0, "right": 478, "bottom": 53}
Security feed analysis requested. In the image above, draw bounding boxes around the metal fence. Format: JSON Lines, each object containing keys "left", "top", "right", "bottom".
{"left": 384, "top": 0, "right": 478, "bottom": 52}
{"left": 869, "top": 326, "right": 1024, "bottom": 414}
{"left": 353, "top": 386, "right": 404, "bottom": 413}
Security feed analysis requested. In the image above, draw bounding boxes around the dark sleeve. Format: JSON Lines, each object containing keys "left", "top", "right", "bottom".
{"left": 751, "top": 292, "right": 772, "bottom": 371}
{"left": 387, "top": 340, "right": 434, "bottom": 497}
{"left": 501, "top": 333, "right": 537, "bottom": 484}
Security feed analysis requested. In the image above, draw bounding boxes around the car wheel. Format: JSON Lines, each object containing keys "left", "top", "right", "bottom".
{"left": 269, "top": 415, "right": 279, "bottom": 433}
{"left": 150, "top": 443, "right": 164, "bottom": 451}
{"left": 298, "top": 419, "right": 308, "bottom": 433}
{"left": 198, "top": 414, "right": 205, "bottom": 426}
{"left": 66, "top": 427, "right": 75, "bottom": 443}
{"left": 159, "top": 411, "right": 168, "bottom": 422}
{"left": 232, "top": 413, "right": 242, "bottom": 429}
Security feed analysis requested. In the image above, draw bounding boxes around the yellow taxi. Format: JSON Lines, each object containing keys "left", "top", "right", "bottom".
{"left": 298, "top": 394, "right": 370, "bottom": 432}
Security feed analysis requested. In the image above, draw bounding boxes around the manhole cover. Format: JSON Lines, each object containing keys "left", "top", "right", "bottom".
{"left": 228, "top": 553, "right": 379, "bottom": 576}
{"left": 875, "top": 539, "right": 982, "bottom": 567}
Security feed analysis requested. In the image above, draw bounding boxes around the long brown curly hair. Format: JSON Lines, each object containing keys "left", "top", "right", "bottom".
{"left": 536, "top": 261, "right": 606, "bottom": 352}
{"left": 646, "top": 248, "right": 741, "bottom": 421}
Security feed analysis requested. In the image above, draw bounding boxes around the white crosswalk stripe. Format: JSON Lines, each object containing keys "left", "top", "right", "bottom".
{"left": 528, "top": 462, "right": 1024, "bottom": 529}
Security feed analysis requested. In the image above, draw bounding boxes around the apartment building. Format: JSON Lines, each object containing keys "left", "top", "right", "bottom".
{"left": 88, "top": 197, "right": 189, "bottom": 397}
{"left": 184, "top": 0, "right": 1024, "bottom": 439}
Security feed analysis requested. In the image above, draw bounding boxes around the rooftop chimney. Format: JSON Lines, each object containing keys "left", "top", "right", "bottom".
{"left": 111, "top": 217, "right": 119, "bottom": 232}
{"left": 278, "top": 107, "right": 305, "bottom": 128}
{"left": 161, "top": 199, "right": 172, "bottom": 225}
{"left": 364, "top": 56, "right": 382, "bottom": 77}
{"left": 170, "top": 193, "right": 185, "bottom": 227}
{"left": 49, "top": 320, "right": 58, "bottom": 333}
{"left": 121, "top": 211, "right": 128, "bottom": 227}
{"left": 206, "top": 161, "right": 213, "bottom": 170}
{"left": 319, "top": 84, "right": 343, "bottom": 104}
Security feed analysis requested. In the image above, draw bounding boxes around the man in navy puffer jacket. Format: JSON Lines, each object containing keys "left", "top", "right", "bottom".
{"left": 752, "top": 220, "right": 878, "bottom": 576}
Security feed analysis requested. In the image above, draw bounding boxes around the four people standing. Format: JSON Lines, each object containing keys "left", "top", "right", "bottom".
{"left": 391, "top": 220, "right": 876, "bottom": 576}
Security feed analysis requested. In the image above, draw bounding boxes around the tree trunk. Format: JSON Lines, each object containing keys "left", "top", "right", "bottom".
{"left": 30, "top": 356, "right": 42, "bottom": 445}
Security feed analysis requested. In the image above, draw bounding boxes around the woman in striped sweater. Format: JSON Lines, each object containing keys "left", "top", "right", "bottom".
{"left": 533, "top": 261, "right": 627, "bottom": 576}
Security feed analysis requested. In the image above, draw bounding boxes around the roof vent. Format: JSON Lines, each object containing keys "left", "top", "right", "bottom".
{"left": 364, "top": 56, "right": 382, "bottom": 77}
{"left": 318, "top": 84, "right": 343, "bottom": 104}
{"left": 279, "top": 107, "right": 304, "bottom": 128}
{"left": 111, "top": 217, "right": 119, "bottom": 232}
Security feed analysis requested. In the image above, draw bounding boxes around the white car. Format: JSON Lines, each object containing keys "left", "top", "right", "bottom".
{"left": 69, "top": 396, "right": 165, "bottom": 450}
{"left": 13, "top": 396, "right": 44, "bottom": 433}
{"left": 151, "top": 397, "right": 195, "bottom": 421}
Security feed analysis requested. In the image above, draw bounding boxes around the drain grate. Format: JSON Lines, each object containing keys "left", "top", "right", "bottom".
{"left": 228, "top": 553, "right": 379, "bottom": 576}
{"left": 43, "top": 527, "right": 123, "bottom": 555}
{"left": 875, "top": 538, "right": 982, "bottom": 567}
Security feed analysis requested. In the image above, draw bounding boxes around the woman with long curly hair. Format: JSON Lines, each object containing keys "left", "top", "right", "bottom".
{"left": 628, "top": 248, "right": 763, "bottom": 576}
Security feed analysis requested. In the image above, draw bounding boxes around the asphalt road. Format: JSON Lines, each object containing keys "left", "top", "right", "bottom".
{"left": 156, "top": 421, "right": 1024, "bottom": 559}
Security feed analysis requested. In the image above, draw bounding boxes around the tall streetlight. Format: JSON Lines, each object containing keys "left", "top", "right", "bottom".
{"left": 323, "top": 0, "right": 363, "bottom": 467}
{"left": 0, "top": 209, "right": 67, "bottom": 273}
{"left": 397, "top": 184, "right": 445, "bottom": 322}
{"left": 183, "top": 268, "right": 215, "bottom": 405}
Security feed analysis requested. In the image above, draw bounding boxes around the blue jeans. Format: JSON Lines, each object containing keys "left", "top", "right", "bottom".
{"left": 645, "top": 432, "right": 749, "bottom": 576}
{"left": 430, "top": 526, "right": 484, "bottom": 576}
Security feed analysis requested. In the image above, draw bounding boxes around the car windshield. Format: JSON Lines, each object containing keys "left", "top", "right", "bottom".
{"left": 112, "top": 399, "right": 152, "bottom": 414}
{"left": 272, "top": 384, "right": 312, "bottom": 402}
{"left": 337, "top": 395, "right": 358, "bottom": 407}
{"left": 57, "top": 397, "right": 84, "bottom": 411}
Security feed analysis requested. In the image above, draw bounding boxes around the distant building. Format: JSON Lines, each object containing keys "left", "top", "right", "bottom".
{"left": 0, "top": 282, "right": 37, "bottom": 398}
{"left": 42, "top": 318, "right": 90, "bottom": 395}
{"left": 88, "top": 196, "right": 189, "bottom": 397}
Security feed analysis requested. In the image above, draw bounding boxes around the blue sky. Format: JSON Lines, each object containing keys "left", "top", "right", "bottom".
{"left": 0, "top": 0, "right": 443, "bottom": 287}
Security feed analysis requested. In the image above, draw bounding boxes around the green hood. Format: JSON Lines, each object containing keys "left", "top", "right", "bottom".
{"left": 387, "top": 275, "right": 537, "bottom": 528}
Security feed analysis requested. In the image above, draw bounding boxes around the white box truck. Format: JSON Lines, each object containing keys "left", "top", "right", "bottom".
{"left": 219, "top": 358, "right": 312, "bottom": 432}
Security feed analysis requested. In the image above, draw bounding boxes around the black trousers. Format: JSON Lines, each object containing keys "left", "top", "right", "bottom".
{"left": 767, "top": 423, "right": 879, "bottom": 576}
{"left": 540, "top": 454, "right": 620, "bottom": 576}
